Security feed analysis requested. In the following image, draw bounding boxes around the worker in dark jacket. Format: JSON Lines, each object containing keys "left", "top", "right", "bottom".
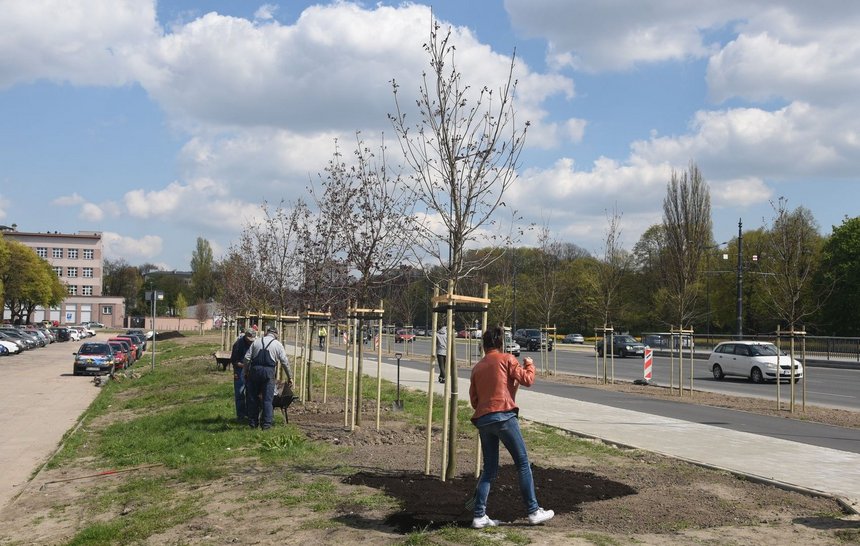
{"left": 229, "top": 329, "right": 256, "bottom": 421}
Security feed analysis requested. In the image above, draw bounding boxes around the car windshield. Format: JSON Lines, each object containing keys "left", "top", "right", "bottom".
{"left": 80, "top": 343, "right": 110, "bottom": 355}
{"left": 749, "top": 344, "right": 779, "bottom": 357}
{"left": 617, "top": 335, "right": 637, "bottom": 343}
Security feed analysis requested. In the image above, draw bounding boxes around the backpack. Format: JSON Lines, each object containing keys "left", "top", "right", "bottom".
{"left": 251, "top": 338, "right": 276, "bottom": 368}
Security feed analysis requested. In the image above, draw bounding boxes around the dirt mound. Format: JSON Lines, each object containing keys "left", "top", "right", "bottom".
{"left": 153, "top": 330, "right": 185, "bottom": 341}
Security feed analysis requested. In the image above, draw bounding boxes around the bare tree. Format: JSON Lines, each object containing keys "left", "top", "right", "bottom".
{"left": 218, "top": 247, "right": 265, "bottom": 319}
{"left": 390, "top": 22, "right": 528, "bottom": 288}
{"left": 529, "top": 224, "right": 562, "bottom": 326}
{"left": 390, "top": 22, "right": 529, "bottom": 476}
{"left": 314, "top": 135, "right": 415, "bottom": 423}
{"left": 594, "top": 206, "right": 632, "bottom": 328}
{"left": 239, "top": 201, "right": 306, "bottom": 315}
{"left": 661, "top": 162, "right": 713, "bottom": 328}
{"left": 760, "top": 198, "right": 823, "bottom": 330}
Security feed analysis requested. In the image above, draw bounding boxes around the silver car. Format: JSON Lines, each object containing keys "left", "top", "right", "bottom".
{"left": 708, "top": 341, "right": 803, "bottom": 383}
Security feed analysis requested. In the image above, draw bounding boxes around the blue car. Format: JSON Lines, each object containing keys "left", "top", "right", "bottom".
{"left": 73, "top": 342, "right": 117, "bottom": 376}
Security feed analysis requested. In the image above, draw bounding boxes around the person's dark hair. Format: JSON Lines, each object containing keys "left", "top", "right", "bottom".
{"left": 482, "top": 325, "right": 504, "bottom": 351}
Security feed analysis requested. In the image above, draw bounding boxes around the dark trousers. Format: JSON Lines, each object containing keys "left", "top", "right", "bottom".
{"left": 246, "top": 366, "right": 275, "bottom": 428}
{"left": 232, "top": 364, "right": 247, "bottom": 420}
{"left": 437, "top": 354, "right": 447, "bottom": 379}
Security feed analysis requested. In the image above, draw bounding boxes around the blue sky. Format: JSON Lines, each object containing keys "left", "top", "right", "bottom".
{"left": 1, "top": 1, "right": 858, "bottom": 270}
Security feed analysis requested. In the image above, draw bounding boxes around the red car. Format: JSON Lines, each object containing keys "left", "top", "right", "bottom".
{"left": 394, "top": 329, "right": 415, "bottom": 343}
{"left": 107, "top": 340, "right": 130, "bottom": 369}
{"left": 110, "top": 337, "right": 139, "bottom": 362}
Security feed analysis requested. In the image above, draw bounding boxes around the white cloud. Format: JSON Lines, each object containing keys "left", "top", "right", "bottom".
{"left": 51, "top": 193, "right": 86, "bottom": 207}
{"left": 632, "top": 102, "right": 859, "bottom": 180}
{"left": 101, "top": 231, "right": 163, "bottom": 262}
{"left": 0, "top": 0, "right": 159, "bottom": 88}
{"left": 79, "top": 202, "right": 104, "bottom": 222}
{"left": 505, "top": 0, "right": 745, "bottom": 71}
{"left": 254, "top": 4, "right": 277, "bottom": 21}
{"left": 123, "top": 178, "right": 227, "bottom": 219}
{"left": 711, "top": 177, "right": 773, "bottom": 208}
{"left": 0, "top": 193, "right": 8, "bottom": 220}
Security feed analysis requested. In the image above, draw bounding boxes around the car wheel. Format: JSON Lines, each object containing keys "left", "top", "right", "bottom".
{"left": 712, "top": 364, "right": 724, "bottom": 380}
{"left": 750, "top": 367, "right": 764, "bottom": 384}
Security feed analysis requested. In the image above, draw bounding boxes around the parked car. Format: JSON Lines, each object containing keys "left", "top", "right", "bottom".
{"left": 595, "top": 334, "right": 646, "bottom": 358}
{"left": 107, "top": 340, "right": 131, "bottom": 370}
{"left": 0, "top": 331, "right": 27, "bottom": 351}
{"left": 112, "top": 336, "right": 141, "bottom": 359}
{"left": 109, "top": 338, "right": 136, "bottom": 364}
{"left": 73, "top": 342, "right": 117, "bottom": 375}
{"left": 394, "top": 329, "right": 416, "bottom": 343}
{"left": 50, "top": 326, "right": 71, "bottom": 341}
{"left": 513, "top": 329, "right": 553, "bottom": 352}
{"left": 0, "top": 336, "right": 22, "bottom": 355}
{"left": 86, "top": 322, "right": 105, "bottom": 328}
{"left": 0, "top": 328, "right": 37, "bottom": 350}
{"left": 708, "top": 341, "right": 803, "bottom": 383}
{"left": 562, "top": 333, "right": 585, "bottom": 344}
{"left": 124, "top": 333, "right": 147, "bottom": 353}
{"left": 68, "top": 327, "right": 81, "bottom": 341}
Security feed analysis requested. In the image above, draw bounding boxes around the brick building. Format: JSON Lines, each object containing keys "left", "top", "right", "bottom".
{"left": 1, "top": 225, "right": 125, "bottom": 327}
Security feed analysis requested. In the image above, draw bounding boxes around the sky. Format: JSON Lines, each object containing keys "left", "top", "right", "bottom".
{"left": 1, "top": 0, "right": 859, "bottom": 270}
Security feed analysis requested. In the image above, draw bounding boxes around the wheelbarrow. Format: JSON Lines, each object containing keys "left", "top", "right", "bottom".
{"left": 213, "top": 351, "right": 232, "bottom": 371}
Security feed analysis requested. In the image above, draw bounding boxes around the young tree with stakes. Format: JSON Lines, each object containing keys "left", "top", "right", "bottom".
{"left": 390, "top": 22, "right": 528, "bottom": 477}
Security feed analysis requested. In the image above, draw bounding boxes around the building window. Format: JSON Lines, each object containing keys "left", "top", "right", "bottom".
{"left": 67, "top": 267, "right": 78, "bottom": 278}
{"left": 67, "top": 285, "right": 77, "bottom": 296}
{"left": 83, "top": 249, "right": 94, "bottom": 260}
{"left": 68, "top": 248, "right": 78, "bottom": 259}
{"left": 83, "top": 267, "right": 93, "bottom": 278}
{"left": 82, "top": 286, "right": 93, "bottom": 296}
{"left": 37, "top": 247, "right": 48, "bottom": 258}
{"left": 52, "top": 266, "right": 62, "bottom": 277}
{"left": 53, "top": 248, "right": 63, "bottom": 259}
{"left": 102, "top": 306, "right": 113, "bottom": 315}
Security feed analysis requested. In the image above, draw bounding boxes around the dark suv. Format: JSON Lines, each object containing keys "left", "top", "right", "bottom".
{"left": 513, "top": 328, "right": 553, "bottom": 352}
{"left": 595, "top": 334, "right": 646, "bottom": 358}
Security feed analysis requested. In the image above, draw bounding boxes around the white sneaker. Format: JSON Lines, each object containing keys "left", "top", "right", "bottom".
{"left": 472, "top": 514, "right": 500, "bottom": 528}
{"left": 528, "top": 507, "right": 554, "bottom": 525}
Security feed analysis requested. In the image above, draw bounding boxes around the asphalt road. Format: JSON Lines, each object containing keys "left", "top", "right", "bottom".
{"left": 369, "top": 336, "right": 860, "bottom": 411}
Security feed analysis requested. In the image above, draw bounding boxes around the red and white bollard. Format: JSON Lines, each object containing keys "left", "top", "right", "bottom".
{"left": 643, "top": 348, "right": 653, "bottom": 382}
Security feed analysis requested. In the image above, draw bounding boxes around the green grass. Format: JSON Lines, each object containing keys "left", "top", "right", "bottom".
{"left": 36, "top": 336, "right": 635, "bottom": 545}
{"left": 66, "top": 477, "right": 203, "bottom": 545}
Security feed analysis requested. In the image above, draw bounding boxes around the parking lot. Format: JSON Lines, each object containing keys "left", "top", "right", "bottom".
{"left": 0, "top": 333, "right": 109, "bottom": 508}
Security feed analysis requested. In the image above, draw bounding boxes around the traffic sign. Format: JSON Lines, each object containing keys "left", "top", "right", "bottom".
{"left": 643, "top": 348, "right": 653, "bottom": 381}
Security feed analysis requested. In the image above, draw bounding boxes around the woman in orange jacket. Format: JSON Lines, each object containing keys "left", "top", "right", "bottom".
{"left": 468, "top": 325, "right": 554, "bottom": 528}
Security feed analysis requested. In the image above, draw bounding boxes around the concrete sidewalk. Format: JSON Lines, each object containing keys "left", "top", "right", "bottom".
{"left": 302, "top": 347, "right": 860, "bottom": 514}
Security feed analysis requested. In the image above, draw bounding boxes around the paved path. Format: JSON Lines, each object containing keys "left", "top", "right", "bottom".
{"left": 0, "top": 335, "right": 104, "bottom": 509}
{"left": 308, "top": 347, "right": 860, "bottom": 513}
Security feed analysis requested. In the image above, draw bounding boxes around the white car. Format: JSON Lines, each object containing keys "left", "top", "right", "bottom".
{"left": 68, "top": 328, "right": 81, "bottom": 341}
{"left": 708, "top": 341, "right": 803, "bottom": 383}
{"left": 0, "top": 339, "right": 22, "bottom": 354}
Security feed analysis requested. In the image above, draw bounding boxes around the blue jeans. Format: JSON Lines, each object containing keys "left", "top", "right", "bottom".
{"left": 232, "top": 365, "right": 247, "bottom": 420}
{"left": 474, "top": 414, "right": 539, "bottom": 517}
{"left": 246, "top": 366, "right": 275, "bottom": 428}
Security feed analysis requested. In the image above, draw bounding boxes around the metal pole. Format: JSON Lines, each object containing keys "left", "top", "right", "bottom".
{"left": 736, "top": 218, "right": 743, "bottom": 339}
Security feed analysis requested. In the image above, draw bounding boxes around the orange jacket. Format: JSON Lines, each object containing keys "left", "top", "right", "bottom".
{"left": 469, "top": 349, "right": 535, "bottom": 421}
